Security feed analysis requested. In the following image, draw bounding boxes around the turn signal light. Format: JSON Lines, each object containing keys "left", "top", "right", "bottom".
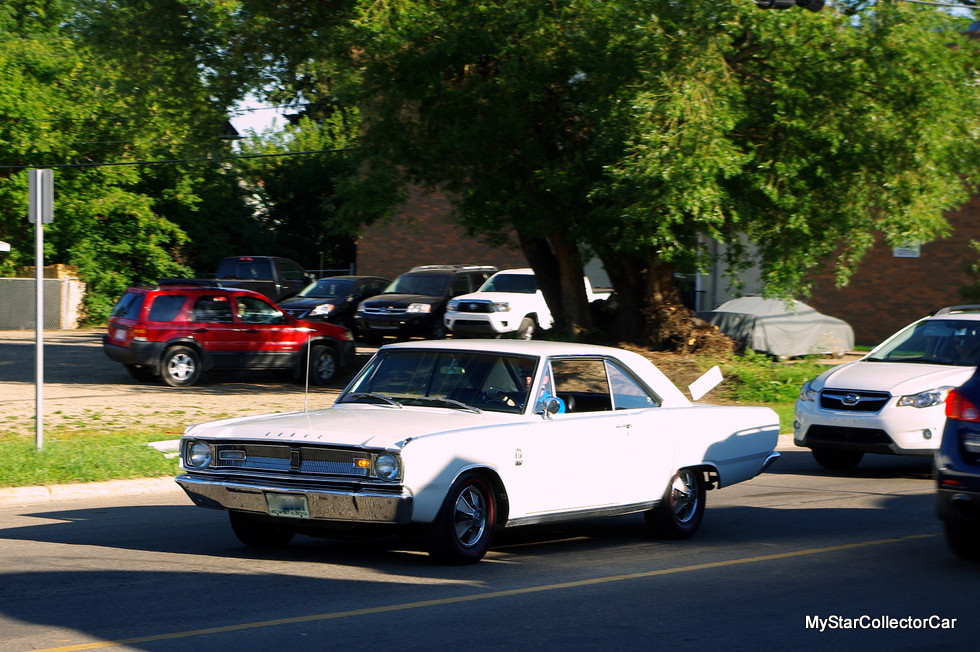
{"left": 132, "top": 323, "right": 148, "bottom": 342}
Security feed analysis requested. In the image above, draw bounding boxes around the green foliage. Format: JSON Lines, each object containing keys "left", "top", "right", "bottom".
{"left": 333, "top": 0, "right": 980, "bottom": 340}
{"left": 0, "top": 433, "right": 178, "bottom": 486}
{"left": 721, "top": 350, "right": 824, "bottom": 405}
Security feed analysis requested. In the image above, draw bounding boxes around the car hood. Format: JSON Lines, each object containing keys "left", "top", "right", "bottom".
{"left": 280, "top": 297, "right": 338, "bottom": 309}
{"left": 183, "top": 404, "right": 512, "bottom": 449}
{"left": 814, "top": 360, "right": 975, "bottom": 394}
{"left": 454, "top": 291, "right": 534, "bottom": 303}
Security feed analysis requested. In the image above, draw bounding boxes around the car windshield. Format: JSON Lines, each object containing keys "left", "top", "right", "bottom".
{"left": 866, "top": 319, "right": 980, "bottom": 366}
{"left": 298, "top": 278, "right": 354, "bottom": 299}
{"left": 339, "top": 349, "right": 538, "bottom": 414}
{"left": 382, "top": 274, "right": 450, "bottom": 297}
{"left": 480, "top": 273, "right": 538, "bottom": 294}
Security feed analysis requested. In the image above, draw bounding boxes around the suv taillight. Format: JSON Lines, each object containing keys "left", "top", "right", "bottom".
{"left": 945, "top": 390, "right": 980, "bottom": 422}
{"left": 131, "top": 323, "right": 148, "bottom": 342}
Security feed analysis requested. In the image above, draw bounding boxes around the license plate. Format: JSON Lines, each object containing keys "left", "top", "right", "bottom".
{"left": 114, "top": 328, "right": 127, "bottom": 340}
{"left": 265, "top": 493, "right": 310, "bottom": 519}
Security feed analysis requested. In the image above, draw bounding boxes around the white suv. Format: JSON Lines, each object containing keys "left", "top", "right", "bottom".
{"left": 794, "top": 305, "right": 980, "bottom": 470}
{"left": 444, "top": 268, "right": 609, "bottom": 340}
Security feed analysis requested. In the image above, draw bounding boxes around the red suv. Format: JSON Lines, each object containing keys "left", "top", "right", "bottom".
{"left": 103, "top": 282, "right": 355, "bottom": 387}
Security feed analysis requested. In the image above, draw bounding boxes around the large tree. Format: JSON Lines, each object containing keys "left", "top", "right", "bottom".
{"left": 338, "top": 0, "right": 980, "bottom": 346}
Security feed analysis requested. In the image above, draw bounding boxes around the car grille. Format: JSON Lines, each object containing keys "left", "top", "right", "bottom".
{"left": 361, "top": 306, "right": 407, "bottom": 315}
{"left": 282, "top": 308, "right": 307, "bottom": 318}
{"left": 456, "top": 301, "right": 494, "bottom": 314}
{"left": 819, "top": 389, "right": 890, "bottom": 413}
{"left": 804, "top": 425, "right": 892, "bottom": 445}
{"left": 212, "top": 443, "right": 371, "bottom": 477}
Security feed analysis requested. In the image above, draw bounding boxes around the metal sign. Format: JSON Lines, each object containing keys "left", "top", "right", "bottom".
{"left": 28, "top": 168, "right": 53, "bottom": 224}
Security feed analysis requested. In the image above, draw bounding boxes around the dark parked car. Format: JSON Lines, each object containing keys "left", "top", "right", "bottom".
{"left": 936, "top": 365, "right": 980, "bottom": 559}
{"left": 212, "top": 255, "right": 313, "bottom": 302}
{"left": 279, "top": 276, "right": 389, "bottom": 334}
{"left": 355, "top": 265, "right": 496, "bottom": 343}
{"left": 103, "top": 282, "right": 355, "bottom": 387}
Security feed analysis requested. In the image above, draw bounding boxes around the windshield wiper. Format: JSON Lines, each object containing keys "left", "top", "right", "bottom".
{"left": 412, "top": 397, "right": 483, "bottom": 414}
{"left": 345, "top": 393, "right": 403, "bottom": 408}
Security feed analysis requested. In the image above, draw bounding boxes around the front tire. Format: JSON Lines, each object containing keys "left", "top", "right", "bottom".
{"left": 426, "top": 472, "right": 496, "bottom": 565}
{"left": 646, "top": 468, "right": 706, "bottom": 539}
{"left": 515, "top": 317, "right": 536, "bottom": 341}
{"left": 160, "top": 346, "right": 201, "bottom": 387}
{"left": 945, "top": 520, "right": 980, "bottom": 560}
{"left": 229, "top": 512, "right": 295, "bottom": 549}
{"left": 307, "top": 346, "right": 337, "bottom": 385}
{"left": 811, "top": 448, "right": 864, "bottom": 471}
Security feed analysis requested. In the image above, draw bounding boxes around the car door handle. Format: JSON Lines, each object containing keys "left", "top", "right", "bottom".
{"left": 617, "top": 424, "right": 633, "bottom": 429}
{"left": 193, "top": 328, "right": 208, "bottom": 333}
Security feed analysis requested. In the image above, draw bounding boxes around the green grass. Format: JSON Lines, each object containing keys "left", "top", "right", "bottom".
{"left": 718, "top": 349, "right": 826, "bottom": 432}
{"left": 0, "top": 431, "right": 179, "bottom": 487}
{"left": 0, "top": 351, "right": 824, "bottom": 488}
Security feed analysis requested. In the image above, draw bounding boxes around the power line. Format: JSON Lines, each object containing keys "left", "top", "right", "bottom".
{"left": 0, "top": 147, "right": 360, "bottom": 171}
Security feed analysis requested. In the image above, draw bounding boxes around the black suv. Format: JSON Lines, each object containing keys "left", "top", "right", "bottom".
{"left": 354, "top": 265, "right": 496, "bottom": 343}
{"left": 936, "top": 365, "right": 980, "bottom": 559}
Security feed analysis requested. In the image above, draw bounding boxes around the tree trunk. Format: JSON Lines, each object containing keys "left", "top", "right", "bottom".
{"left": 517, "top": 230, "right": 592, "bottom": 337}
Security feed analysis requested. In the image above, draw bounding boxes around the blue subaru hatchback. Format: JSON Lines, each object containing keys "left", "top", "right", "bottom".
{"left": 936, "top": 366, "right": 980, "bottom": 559}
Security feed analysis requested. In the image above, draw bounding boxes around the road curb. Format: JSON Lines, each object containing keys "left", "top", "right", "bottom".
{"left": 0, "top": 476, "right": 180, "bottom": 507}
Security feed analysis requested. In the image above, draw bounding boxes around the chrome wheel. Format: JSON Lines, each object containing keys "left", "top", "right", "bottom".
{"left": 308, "top": 346, "right": 337, "bottom": 385}
{"left": 645, "top": 467, "right": 706, "bottom": 539}
{"left": 669, "top": 469, "right": 699, "bottom": 525}
{"left": 453, "top": 484, "right": 488, "bottom": 548}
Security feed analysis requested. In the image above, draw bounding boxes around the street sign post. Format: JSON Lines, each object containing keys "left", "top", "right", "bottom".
{"left": 29, "top": 168, "right": 53, "bottom": 450}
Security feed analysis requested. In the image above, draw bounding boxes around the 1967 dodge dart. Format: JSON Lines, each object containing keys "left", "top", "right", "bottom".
{"left": 176, "top": 340, "right": 780, "bottom": 564}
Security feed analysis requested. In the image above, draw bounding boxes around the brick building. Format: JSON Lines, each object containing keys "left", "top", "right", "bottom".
{"left": 356, "top": 189, "right": 527, "bottom": 280}
{"left": 806, "top": 196, "right": 980, "bottom": 346}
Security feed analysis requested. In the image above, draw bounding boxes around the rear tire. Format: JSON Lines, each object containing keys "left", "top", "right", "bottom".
{"left": 945, "top": 520, "right": 980, "bottom": 560}
{"left": 229, "top": 512, "right": 295, "bottom": 548}
{"left": 811, "top": 448, "right": 863, "bottom": 471}
{"left": 646, "top": 468, "right": 705, "bottom": 539}
{"left": 160, "top": 346, "right": 201, "bottom": 387}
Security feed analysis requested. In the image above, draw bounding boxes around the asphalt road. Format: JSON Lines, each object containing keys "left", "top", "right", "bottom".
{"left": 0, "top": 448, "right": 974, "bottom": 652}
{"left": 0, "top": 331, "right": 975, "bottom": 651}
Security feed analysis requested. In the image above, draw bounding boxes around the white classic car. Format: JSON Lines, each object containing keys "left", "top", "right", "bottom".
{"left": 176, "top": 340, "right": 780, "bottom": 564}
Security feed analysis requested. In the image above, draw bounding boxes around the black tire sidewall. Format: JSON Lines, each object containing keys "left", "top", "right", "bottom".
{"left": 426, "top": 472, "right": 496, "bottom": 565}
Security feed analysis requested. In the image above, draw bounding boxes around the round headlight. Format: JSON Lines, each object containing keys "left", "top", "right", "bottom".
{"left": 375, "top": 452, "right": 401, "bottom": 481}
{"left": 187, "top": 441, "right": 213, "bottom": 469}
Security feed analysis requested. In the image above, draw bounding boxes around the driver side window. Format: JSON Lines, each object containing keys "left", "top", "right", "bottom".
{"left": 236, "top": 296, "right": 284, "bottom": 324}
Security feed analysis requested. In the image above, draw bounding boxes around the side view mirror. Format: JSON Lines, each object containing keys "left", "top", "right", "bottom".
{"left": 540, "top": 396, "right": 562, "bottom": 419}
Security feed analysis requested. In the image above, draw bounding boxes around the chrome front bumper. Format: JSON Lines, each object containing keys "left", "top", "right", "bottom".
{"left": 176, "top": 474, "right": 413, "bottom": 524}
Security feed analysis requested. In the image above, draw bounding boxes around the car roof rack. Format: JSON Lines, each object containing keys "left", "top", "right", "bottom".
{"left": 932, "top": 305, "right": 980, "bottom": 315}
{"left": 157, "top": 279, "right": 224, "bottom": 288}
